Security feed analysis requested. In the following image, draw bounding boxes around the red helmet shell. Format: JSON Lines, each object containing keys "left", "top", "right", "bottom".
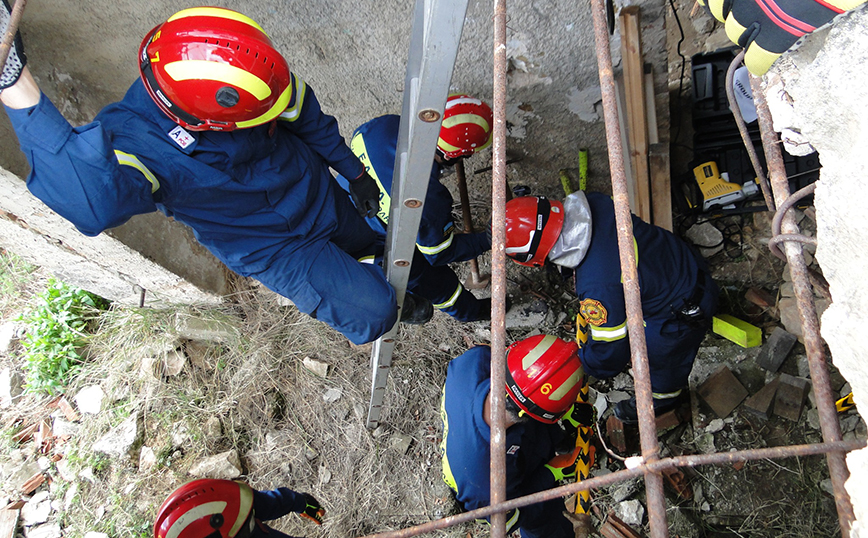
{"left": 504, "top": 196, "right": 565, "bottom": 267}
{"left": 437, "top": 94, "right": 493, "bottom": 159}
{"left": 154, "top": 479, "right": 255, "bottom": 538}
{"left": 139, "top": 7, "right": 292, "bottom": 131}
{"left": 505, "top": 335, "right": 584, "bottom": 424}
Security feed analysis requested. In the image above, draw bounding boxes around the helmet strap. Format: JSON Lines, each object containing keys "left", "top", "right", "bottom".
{"left": 140, "top": 54, "right": 206, "bottom": 129}
{"left": 513, "top": 197, "right": 552, "bottom": 264}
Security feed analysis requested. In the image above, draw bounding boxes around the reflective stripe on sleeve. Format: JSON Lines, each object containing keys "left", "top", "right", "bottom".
{"left": 589, "top": 322, "right": 627, "bottom": 342}
{"left": 433, "top": 284, "right": 462, "bottom": 310}
{"left": 278, "top": 75, "right": 307, "bottom": 122}
{"left": 417, "top": 233, "right": 454, "bottom": 255}
{"left": 115, "top": 151, "right": 160, "bottom": 193}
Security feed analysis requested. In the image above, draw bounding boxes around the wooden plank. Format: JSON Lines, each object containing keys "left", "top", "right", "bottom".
{"left": 619, "top": 6, "right": 651, "bottom": 222}
{"left": 649, "top": 144, "right": 672, "bottom": 231}
{"left": 0, "top": 508, "right": 19, "bottom": 538}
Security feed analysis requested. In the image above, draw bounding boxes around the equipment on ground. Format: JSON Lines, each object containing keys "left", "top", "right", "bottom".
{"left": 504, "top": 334, "right": 584, "bottom": 423}
{"left": 687, "top": 160, "right": 759, "bottom": 212}
{"left": 504, "top": 196, "right": 564, "bottom": 268}
{"left": 139, "top": 7, "right": 291, "bottom": 131}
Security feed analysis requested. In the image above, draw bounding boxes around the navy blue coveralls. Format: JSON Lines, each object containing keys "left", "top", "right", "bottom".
{"left": 251, "top": 488, "right": 311, "bottom": 538}
{"left": 574, "top": 193, "right": 719, "bottom": 395}
{"left": 439, "top": 346, "right": 573, "bottom": 538}
{"left": 336, "top": 115, "right": 491, "bottom": 322}
{"left": 5, "top": 75, "right": 397, "bottom": 344}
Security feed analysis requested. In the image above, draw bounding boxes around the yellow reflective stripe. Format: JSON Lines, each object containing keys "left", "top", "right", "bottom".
{"left": 652, "top": 389, "right": 682, "bottom": 400}
{"left": 521, "top": 335, "right": 557, "bottom": 370}
{"left": 441, "top": 112, "right": 490, "bottom": 131}
{"left": 228, "top": 484, "right": 253, "bottom": 538}
{"left": 590, "top": 322, "right": 627, "bottom": 342}
{"left": 550, "top": 366, "right": 583, "bottom": 402}
{"left": 357, "top": 255, "right": 375, "bottom": 265}
{"left": 505, "top": 509, "right": 520, "bottom": 532}
{"left": 416, "top": 233, "right": 454, "bottom": 255}
{"left": 350, "top": 132, "right": 391, "bottom": 224}
{"left": 278, "top": 76, "right": 307, "bottom": 123}
{"left": 168, "top": 7, "right": 267, "bottom": 35}
{"left": 164, "top": 61, "right": 271, "bottom": 100}
{"left": 437, "top": 138, "right": 461, "bottom": 153}
{"left": 439, "top": 386, "right": 458, "bottom": 492}
{"left": 115, "top": 151, "right": 160, "bottom": 193}
{"left": 165, "top": 501, "right": 227, "bottom": 538}
{"left": 433, "top": 284, "right": 462, "bottom": 310}
{"left": 236, "top": 85, "right": 293, "bottom": 129}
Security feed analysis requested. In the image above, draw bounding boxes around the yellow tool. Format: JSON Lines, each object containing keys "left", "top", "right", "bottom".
{"left": 837, "top": 392, "right": 856, "bottom": 413}
{"left": 690, "top": 160, "right": 759, "bottom": 212}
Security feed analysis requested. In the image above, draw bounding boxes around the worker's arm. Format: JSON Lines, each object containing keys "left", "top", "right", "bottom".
{"left": 252, "top": 489, "right": 324, "bottom": 524}
{"left": 416, "top": 173, "right": 491, "bottom": 265}
{"left": 276, "top": 73, "right": 364, "bottom": 181}
{"left": 575, "top": 284, "right": 632, "bottom": 381}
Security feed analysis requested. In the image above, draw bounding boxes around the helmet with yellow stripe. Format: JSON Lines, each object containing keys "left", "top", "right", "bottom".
{"left": 437, "top": 94, "right": 493, "bottom": 160}
{"left": 505, "top": 335, "right": 583, "bottom": 424}
{"left": 154, "top": 479, "right": 255, "bottom": 538}
{"left": 138, "top": 7, "right": 292, "bottom": 131}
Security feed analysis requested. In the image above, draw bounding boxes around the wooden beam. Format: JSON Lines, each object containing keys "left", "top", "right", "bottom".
{"left": 618, "top": 6, "right": 651, "bottom": 222}
{"left": 649, "top": 144, "right": 672, "bottom": 231}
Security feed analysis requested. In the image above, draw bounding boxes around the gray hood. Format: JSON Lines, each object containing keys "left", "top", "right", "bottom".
{"left": 548, "top": 191, "right": 592, "bottom": 269}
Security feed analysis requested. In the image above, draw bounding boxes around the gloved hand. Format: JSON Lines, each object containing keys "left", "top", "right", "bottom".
{"left": 697, "top": 0, "right": 867, "bottom": 75}
{"left": 299, "top": 493, "right": 325, "bottom": 525}
{"left": 349, "top": 171, "right": 381, "bottom": 219}
{"left": 0, "top": 0, "right": 27, "bottom": 92}
{"left": 563, "top": 402, "right": 595, "bottom": 429}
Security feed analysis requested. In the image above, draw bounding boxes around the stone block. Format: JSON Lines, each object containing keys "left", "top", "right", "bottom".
{"left": 743, "top": 376, "right": 781, "bottom": 419}
{"left": 755, "top": 327, "right": 797, "bottom": 372}
{"left": 188, "top": 449, "right": 243, "bottom": 479}
{"left": 92, "top": 411, "right": 142, "bottom": 459}
{"left": 773, "top": 373, "right": 811, "bottom": 422}
{"left": 697, "top": 366, "right": 749, "bottom": 418}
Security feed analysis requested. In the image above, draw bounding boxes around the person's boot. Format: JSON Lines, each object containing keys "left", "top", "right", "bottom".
{"left": 400, "top": 291, "right": 434, "bottom": 324}
{"left": 613, "top": 391, "right": 687, "bottom": 425}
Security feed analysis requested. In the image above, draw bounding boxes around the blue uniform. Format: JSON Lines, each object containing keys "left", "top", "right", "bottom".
{"left": 252, "top": 488, "right": 310, "bottom": 538}
{"left": 574, "top": 193, "right": 719, "bottom": 393}
{"left": 439, "top": 346, "right": 573, "bottom": 538}
{"left": 336, "top": 115, "right": 491, "bottom": 322}
{"left": 5, "top": 75, "right": 397, "bottom": 344}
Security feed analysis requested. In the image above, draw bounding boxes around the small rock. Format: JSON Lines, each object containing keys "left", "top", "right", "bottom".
{"left": 36, "top": 457, "right": 51, "bottom": 472}
{"left": 695, "top": 432, "right": 716, "bottom": 454}
{"left": 438, "top": 343, "right": 451, "bottom": 352}
{"left": 51, "top": 416, "right": 80, "bottom": 438}
{"left": 24, "top": 524, "right": 61, "bottom": 538}
{"left": 614, "top": 499, "right": 645, "bottom": 527}
{"left": 0, "top": 366, "right": 24, "bottom": 408}
{"left": 74, "top": 385, "right": 105, "bottom": 415}
{"left": 302, "top": 357, "right": 329, "bottom": 377}
{"left": 796, "top": 355, "right": 810, "bottom": 378}
{"left": 304, "top": 447, "right": 318, "bottom": 462}
{"left": 701, "top": 502, "right": 711, "bottom": 512}
{"left": 0, "top": 322, "right": 19, "bottom": 352}
{"left": 22, "top": 492, "right": 52, "bottom": 525}
{"left": 606, "top": 390, "right": 631, "bottom": 403}
{"left": 79, "top": 468, "right": 95, "bottom": 483}
{"left": 611, "top": 480, "right": 638, "bottom": 503}
{"left": 390, "top": 433, "right": 413, "bottom": 455}
{"left": 319, "top": 464, "right": 332, "bottom": 484}
{"left": 172, "top": 423, "right": 192, "bottom": 447}
{"left": 174, "top": 313, "right": 240, "bottom": 343}
{"left": 139, "top": 446, "right": 157, "bottom": 471}
{"left": 612, "top": 373, "right": 634, "bottom": 390}
{"left": 164, "top": 349, "right": 187, "bottom": 376}
{"left": 204, "top": 416, "right": 223, "bottom": 439}
{"left": 706, "top": 419, "right": 725, "bottom": 433}
{"left": 64, "top": 483, "right": 78, "bottom": 511}
{"left": 188, "top": 450, "right": 243, "bottom": 479}
{"left": 323, "top": 387, "right": 342, "bottom": 403}
{"left": 806, "top": 409, "right": 821, "bottom": 430}
{"left": 819, "top": 478, "right": 835, "bottom": 496}
{"left": 685, "top": 222, "right": 724, "bottom": 258}
{"left": 841, "top": 415, "right": 860, "bottom": 434}
{"left": 92, "top": 412, "right": 143, "bottom": 459}
{"left": 55, "top": 459, "right": 76, "bottom": 482}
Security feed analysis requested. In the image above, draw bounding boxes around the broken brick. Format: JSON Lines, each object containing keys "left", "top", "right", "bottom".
{"left": 11, "top": 423, "right": 38, "bottom": 444}
{"left": 57, "top": 397, "right": 80, "bottom": 422}
{"left": 743, "top": 376, "right": 781, "bottom": 419}
{"left": 774, "top": 373, "right": 810, "bottom": 422}
{"left": 604, "top": 512, "right": 643, "bottom": 538}
{"left": 19, "top": 473, "right": 46, "bottom": 495}
{"left": 662, "top": 466, "right": 692, "bottom": 500}
{"left": 755, "top": 327, "right": 798, "bottom": 372}
{"left": 697, "top": 366, "right": 749, "bottom": 418}
{"left": 745, "top": 287, "right": 776, "bottom": 309}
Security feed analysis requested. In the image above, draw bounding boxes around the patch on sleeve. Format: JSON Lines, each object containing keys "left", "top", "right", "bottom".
{"left": 579, "top": 298, "right": 608, "bottom": 327}
{"left": 506, "top": 444, "right": 520, "bottom": 455}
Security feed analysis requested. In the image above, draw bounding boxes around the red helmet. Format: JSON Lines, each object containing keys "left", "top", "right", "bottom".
{"left": 505, "top": 335, "right": 583, "bottom": 424}
{"left": 138, "top": 7, "right": 292, "bottom": 131}
{"left": 437, "top": 94, "right": 493, "bottom": 159}
{"left": 154, "top": 479, "right": 255, "bottom": 538}
{"left": 504, "top": 196, "right": 564, "bottom": 267}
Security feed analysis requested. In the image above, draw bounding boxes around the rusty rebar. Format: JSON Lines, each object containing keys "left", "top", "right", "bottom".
{"left": 751, "top": 74, "right": 855, "bottom": 536}
{"left": 0, "top": 0, "right": 26, "bottom": 75}
{"left": 357, "top": 439, "right": 865, "bottom": 538}
{"left": 769, "top": 183, "right": 817, "bottom": 260}
{"left": 589, "top": 0, "right": 668, "bottom": 536}
{"left": 489, "top": 0, "right": 509, "bottom": 535}
{"left": 726, "top": 50, "right": 775, "bottom": 211}
{"left": 455, "top": 160, "right": 487, "bottom": 287}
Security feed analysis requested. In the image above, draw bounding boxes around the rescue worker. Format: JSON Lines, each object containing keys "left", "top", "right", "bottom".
{"left": 0, "top": 5, "right": 433, "bottom": 345}
{"left": 336, "top": 95, "right": 494, "bottom": 322}
{"left": 154, "top": 479, "right": 324, "bottom": 538}
{"left": 439, "top": 335, "right": 586, "bottom": 538}
{"left": 504, "top": 192, "right": 719, "bottom": 423}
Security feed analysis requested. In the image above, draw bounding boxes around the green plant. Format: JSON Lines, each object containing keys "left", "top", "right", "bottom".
{"left": 18, "top": 278, "right": 109, "bottom": 394}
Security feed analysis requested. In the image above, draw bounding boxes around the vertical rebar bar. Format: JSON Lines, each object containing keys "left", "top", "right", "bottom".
{"left": 750, "top": 74, "right": 855, "bottom": 536}
{"left": 589, "top": 0, "right": 668, "bottom": 535}
{"left": 490, "top": 0, "right": 509, "bottom": 535}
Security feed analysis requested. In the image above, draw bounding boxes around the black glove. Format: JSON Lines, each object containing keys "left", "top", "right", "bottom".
{"left": 299, "top": 493, "right": 325, "bottom": 525}
{"left": 698, "top": 0, "right": 866, "bottom": 75}
{"left": 348, "top": 171, "right": 381, "bottom": 219}
{"left": 0, "top": 0, "right": 27, "bottom": 92}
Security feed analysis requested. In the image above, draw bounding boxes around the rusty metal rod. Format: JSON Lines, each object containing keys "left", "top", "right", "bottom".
{"left": 489, "top": 0, "right": 509, "bottom": 535}
{"left": 751, "top": 74, "right": 855, "bottom": 536}
{"left": 0, "top": 0, "right": 26, "bottom": 76}
{"left": 358, "top": 439, "right": 865, "bottom": 538}
{"left": 769, "top": 183, "right": 817, "bottom": 260}
{"left": 455, "top": 160, "right": 486, "bottom": 286}
{"left": 726, "top": 50, "right": 775, "bottom": 211}
{"left": 588, "top": 0, "right": 668, "bottom": 536}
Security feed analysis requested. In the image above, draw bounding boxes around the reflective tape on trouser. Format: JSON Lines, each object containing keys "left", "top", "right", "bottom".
{"left": 652, "top": 389, "right": 682, "bottom": 400}
{"left": 433, "top": 283, "right": 462, "bottom": 310}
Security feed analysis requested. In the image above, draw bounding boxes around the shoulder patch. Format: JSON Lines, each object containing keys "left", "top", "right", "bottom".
{"left": 506, "top": 444, "right": 520, "bottom": 455}
{"left": 580, "top": 298, "right": 608, "bottom": 327}
{"left": 168, "top": 125, "right": 196, "bottom": 149}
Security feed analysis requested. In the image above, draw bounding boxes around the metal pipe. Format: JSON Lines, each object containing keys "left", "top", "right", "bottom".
{"left": 726, "top": 51, "right": 775, "bottom": 211}
{"left": 750, "top": 74, "right": 855, "bottom": 536}
{"left": 589, "top": 0, "right": 668, "bottom": 536}
{"left": 769, "top": 183, "right": 817, "bottom": 260}
{"left": 0, "top": 0, "right": 26, "bottom": 75}
{"left": 358, "top": 439, "right": 865, "bottom": 538}
{"left": 455, "top": 160, "right": 487, "bottom": 287}
{"left": 489, "top": 0, "right": 509, "bottom": 535}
